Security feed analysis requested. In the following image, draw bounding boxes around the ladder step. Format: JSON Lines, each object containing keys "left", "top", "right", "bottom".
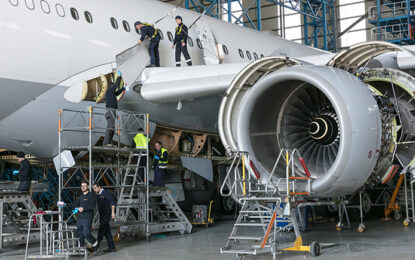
{"left": 240, "top": 210, "right": 272, "bottom": 214}
{"left": 229, "top": 236, "right": 263, "bottom": 241}
{"left": 220, "top": 249, "right": 257, "bottom": 255}
{"left": 234, "top": 223, "right": 268, "bottom": 227}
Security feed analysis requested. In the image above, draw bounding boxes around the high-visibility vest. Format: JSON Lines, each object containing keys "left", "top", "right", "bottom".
{"left": 155, "top": 148, "right": 168, "bottom": 168}
{"left": 133, "top": 133, "right": 149, "bottom": 149}
{"left": 143, "top": 23, "right": 159, "bottom": 38}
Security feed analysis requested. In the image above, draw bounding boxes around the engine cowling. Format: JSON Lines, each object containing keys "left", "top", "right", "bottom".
{"left": 219, "top": 63, "right": 383, "bottom": 197}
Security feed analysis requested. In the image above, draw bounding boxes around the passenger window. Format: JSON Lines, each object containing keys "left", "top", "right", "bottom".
{"left": 196, "top": 39, "right": 203, "bottom": 49}
{"left": 70, "top": 8, "right": 79, "bottom": 20}
{"left": 223, "top": 45, "right": 229, "bottom": 55}
{"left": 246, "top": 51, "right": 252, "bottom": 60}
{"left": 167, "top": 31, "right": 174, "bottom": 42}
{"left": 158, "top": 30, "right": 164, "bottom": 40}
{"left": 238, "top": 49, "right": 244, "bottom": 59}
{"left": 9, "top": 0, "right": 19, "bottom": 7}
{"left": 110, "top": 18, "right": 118, "bottom": 29}
{"left": 25, "top": 0, "right": 35, "bottom": 10}
{"left": 253, "top": 52, "right": 258, "bottom": 60}
{"left": 187, "top": 37, "right": 194, "bottom": 47}
{"left": 85, "top": 11, "right": 93, "bottom": 23}
{"left": 40, "top": 0, "right": 50, "bottom": 14}
{"left": 55, "top": 4, "right": 65, "bottom": 17}
{"left": 261, "top": 54, "right": 265, "bottom": 58}
{"left": 135, "top": 26, "right": 141, "bottom": 35}
{"left": 123, "top": 21, "right": 130, "bottom": 32}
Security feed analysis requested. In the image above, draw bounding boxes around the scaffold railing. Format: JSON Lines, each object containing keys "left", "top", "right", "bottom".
{"left": 57, "top": 106, "right": 150, "bottom": 233}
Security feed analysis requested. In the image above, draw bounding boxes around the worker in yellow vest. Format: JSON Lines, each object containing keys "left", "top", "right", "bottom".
{"left": 132, "top": 128, "right": 149, "bottom": 182}
{"left": 153, "top": 141, "right": 168, "bottom": 187}
{"left": 133, "top": 128, "right": 149, "bottom": 151}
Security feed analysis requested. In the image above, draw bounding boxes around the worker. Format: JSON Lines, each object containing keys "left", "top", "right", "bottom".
{"left": 132, "top": 127, "right": 150, "bottom": 182}
{"left": 13, "top": 151, "right": 32, "bottom": 192}
{"left": 132, "top": 127, "right": 150, "bottom": 151}
{"left": 91, "top": 183, "right": 116, "bottom": 253}
{"left": 103, "top": 71, "right": 126, "bottom": 147}
{"left": 152, "top": 141, "right": 168, "bottom": 187}
{"left": 67, "top": 181, "right": 96, "bottom": 251}
{"left": 172, "top": 15, "right": 192, "bottom": 67}
{"left": 135, "top": 21, "right": 161, "bottom": 67}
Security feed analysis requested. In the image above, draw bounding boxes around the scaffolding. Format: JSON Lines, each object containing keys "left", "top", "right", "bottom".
{"left": 181, "top": 0, "right": 337, "bottom": 51}
{"left": 368, "top": 0, "right": 415, "bottom": 45}
{"left": 57, "top": 106, "right": 191, "bottom": 241}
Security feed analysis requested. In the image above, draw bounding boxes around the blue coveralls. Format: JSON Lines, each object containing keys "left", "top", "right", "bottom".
{"left": 69, "top": 192, "right": 96, "bottom": 247}
{"left": 173, "top": 23, "right": 192, "bottom": 67}
{"left": 153, "top": 148, "right": 168, "bottom": 187}
{"left": 96, "top": 189, "right": 116, "bottom": 250}
{"left": 140, "top": 24, "right": 161, "bottom": 67}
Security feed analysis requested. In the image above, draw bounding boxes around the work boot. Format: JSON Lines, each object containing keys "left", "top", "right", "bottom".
{"left": 104, "top": 248, "right": 116, "bottom": 253}
{"left": 93, "top": 243, "right": 101, "bottom": 255}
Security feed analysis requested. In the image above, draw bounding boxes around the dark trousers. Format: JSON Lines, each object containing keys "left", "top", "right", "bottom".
{"left": 103, "top": 109, "right": 116, "bottom": 145}
{"left": 18, "top": 181, "right": 31, "bottom": 191}
{"left": 175, "top": 44, "right": 192, "bottom": 67}
{"left": 154, "top": 167, "right": 165, "bottom": 187}
{"left": 149, "top": 40, "right": 160, "bottom": 67}
{"left": 77, "top": 217, "right": 96, "bottom": 247}
{"left": 97, "top": 218, "right": 115, "bottom": 250}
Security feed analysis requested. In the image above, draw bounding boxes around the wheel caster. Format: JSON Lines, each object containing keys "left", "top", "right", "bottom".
{"left": 357, "top": 224, "right": 365, "bottom": 233}
{"left": 310, "top": 242, "right": 320, "bottom": 257}
{"left": 335, "top": 222, "right": 341, "bottom": 231}
{"left": 403, "top": 219, "right": 410, "bottom": 226}
{"left": 113, "top": 233, "right": 120, "bottom": 243}
{"left": 394, "top": 212, "right": 402, "bottom": 221}
{"left": 236, "top": 254, "right": 245, "bottom": 260}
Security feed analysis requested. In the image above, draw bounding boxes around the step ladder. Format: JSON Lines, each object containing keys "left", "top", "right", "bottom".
{"left": 147, "top": 187, "right": 192, "bottom": 236}
{"left": 25, "top": 211, "right": 87, "bottom": 260}
{"left": 220, "top": 149, "right": 320, "bottom": 260}
{"left": 220, "top": 196, "right": 320, "bottom": 260}
{"left": 0, "top": 192, "right": 45, "bottom": 251}
{"left": 116, "top": 151, "right": 147, "bottom": 223}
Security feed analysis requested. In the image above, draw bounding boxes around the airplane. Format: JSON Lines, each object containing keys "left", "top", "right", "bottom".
{"left": 1, "top": 0, "right": 415, "bottom": 204}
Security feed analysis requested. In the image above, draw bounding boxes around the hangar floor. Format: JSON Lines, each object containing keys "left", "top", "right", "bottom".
{"left": 2, "top": 218, "right": 415, "bottom": 259}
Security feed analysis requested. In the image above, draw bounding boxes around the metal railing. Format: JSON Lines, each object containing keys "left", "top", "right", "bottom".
{"left": 220, "top": 149, "right": 313, "bottom": 200}
{"left": 370, "top": 24, "right": 412, "bottom": 42}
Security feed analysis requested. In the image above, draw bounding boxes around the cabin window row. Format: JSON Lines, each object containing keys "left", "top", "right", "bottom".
{"left": 10, "top": 1, "right": 264, "bottom": 59}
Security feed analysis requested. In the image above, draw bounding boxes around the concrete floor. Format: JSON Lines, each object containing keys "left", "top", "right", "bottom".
{"left": 2, "top": 219, "right": 415, "bottom": 259}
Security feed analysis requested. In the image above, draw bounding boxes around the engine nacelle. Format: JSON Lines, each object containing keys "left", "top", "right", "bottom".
{"left": 220, "top": 63, "right": 383, "bottom": 197}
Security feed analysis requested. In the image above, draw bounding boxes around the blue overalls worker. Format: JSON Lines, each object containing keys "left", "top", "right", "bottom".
{"left": 67, "top": 181, "right": 96, "bottom": 250}
{"left": 132, "top": 128, "right": 150, "bottom": 182}
{"left": 91, "top": 183, "right": 116, "bottom": 253}
{"left": 13, "top": 151, "right": 32, "bottom": 191}
{"left": 135, "top": 21, "right": 161, "bottom": 67}
{"left": 152, "top": 141, "right": 168, "bottom": 187}
{"left": 103, "top": 71, "right": 126, "bottom": 147}
{"left": 172, "top": 16, "right": 192, "bottom": 67}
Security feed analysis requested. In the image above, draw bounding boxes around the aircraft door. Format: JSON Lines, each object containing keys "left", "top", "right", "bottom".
{"left": 194, "top": 19, "right": 220, "bottom": 65}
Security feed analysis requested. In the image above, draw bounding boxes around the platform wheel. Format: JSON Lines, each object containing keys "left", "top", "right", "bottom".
{"left": 357, "top": 224, "right": 365, "bottom": 233}
{"left": 403, "top": 219, "right": 410, "bottom": 226}
{"left": 335, "top": 222, "right": 341, "bottom": 231}
{"left": 394, "top": 211, "right": 402, "bottom": 221}
{"left": 310, "top": 242, "right": 320, "bottom": 257}
{"left": 236, "top": 254, "right": 246, "bottom": 260}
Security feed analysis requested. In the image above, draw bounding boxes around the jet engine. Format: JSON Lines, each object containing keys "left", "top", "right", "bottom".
{"left": 219, "top": 55, "right": 415, "bottom": 197}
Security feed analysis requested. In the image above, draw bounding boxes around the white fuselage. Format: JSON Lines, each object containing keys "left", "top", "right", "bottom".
{"left": 0, "top": 0, "right": 327, "bottom": 157}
